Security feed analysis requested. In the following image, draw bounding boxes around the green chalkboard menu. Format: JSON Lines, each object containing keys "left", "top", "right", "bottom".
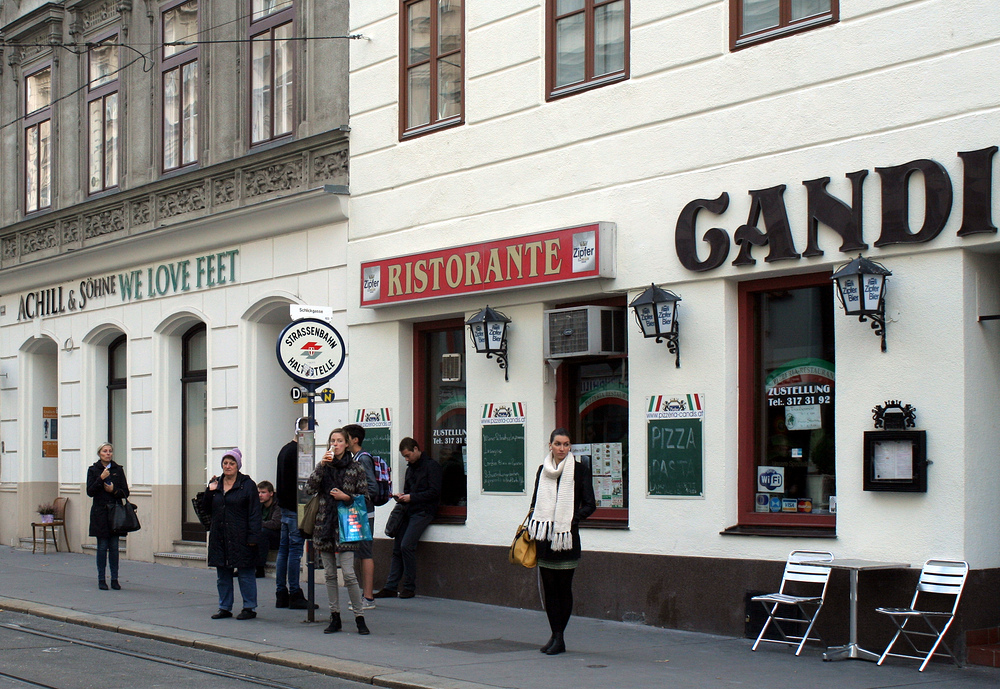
{"left": 364, "top": 427, "right": 392, "bottom": 462}
{"left": 481, "top": 403, "right": 526, "bottom": 493}
{"left": 646, "top": 395, "right": 705, "bottom": 497}
{"left": 355, "top": 408, "right": 393, "bottom": 475}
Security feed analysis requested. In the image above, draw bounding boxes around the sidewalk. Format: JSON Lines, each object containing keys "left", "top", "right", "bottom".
{"left": 1, "top": 546, "right": 998, "bottom": 689}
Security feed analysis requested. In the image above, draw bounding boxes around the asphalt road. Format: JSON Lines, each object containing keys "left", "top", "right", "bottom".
{"left": 0, "top": 610, "right": 367, "bottom": 689}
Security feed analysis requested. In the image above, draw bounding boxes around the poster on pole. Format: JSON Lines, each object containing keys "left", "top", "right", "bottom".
{"left": 646, "top": 395, "right": 704, "bottom": 498}
{"left": 481, "top": 403, "right": 526, "bottom": 494}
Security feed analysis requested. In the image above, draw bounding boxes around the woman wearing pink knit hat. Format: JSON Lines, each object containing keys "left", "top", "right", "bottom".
{"left": 200, "top": 448, "right": 262, "bottom": 620}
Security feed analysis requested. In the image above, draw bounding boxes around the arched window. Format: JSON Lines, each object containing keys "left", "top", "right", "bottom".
{"left": 181, "top": 324, "right": 207, "bottom": 540}
{"left": 107, "top": 335, "right": 127, "bottom": 449}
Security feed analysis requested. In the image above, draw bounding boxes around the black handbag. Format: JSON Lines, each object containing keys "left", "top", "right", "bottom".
{"left": 384, "top": 501, "right": 407, "bottom": 538}
{"left": 109, "top": 499, "right": 141, "bottom": 534}
{"left": 192, "top": 491, "right": 212, "bottom": 530}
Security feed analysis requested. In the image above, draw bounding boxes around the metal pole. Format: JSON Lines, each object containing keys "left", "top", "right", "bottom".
{"left": 306, "top": 387, "right": 316, "bottom": 623}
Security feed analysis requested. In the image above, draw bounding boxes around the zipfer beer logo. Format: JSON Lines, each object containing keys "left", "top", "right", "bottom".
{"left": 572, "top": 230, "right": 597, "bottom": 273}
{"left": 362, "top": 266, "right": 381, "bottom": 302}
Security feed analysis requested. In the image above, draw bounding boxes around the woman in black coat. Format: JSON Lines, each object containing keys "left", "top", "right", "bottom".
{"left": 86, "top": 442, "right": 130, "bottom": 590}
{"left": 201, "top": 448, "right": 261, "bottom": 620}
{"left": 527, "top": 428, "right": 596, "bottom": 656}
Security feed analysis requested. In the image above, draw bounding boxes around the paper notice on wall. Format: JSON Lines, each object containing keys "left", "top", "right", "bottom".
{"left": 42, "top": 407, "right": 58, "bottom": 458}
{"left": 872, "top": 439, "right": 914, "bottom": 480}
{"left": 595, "top": 475, "right": 613, "bottom": 507}
{"left": 785, "top": 404, "right": 822, "bottom": 431}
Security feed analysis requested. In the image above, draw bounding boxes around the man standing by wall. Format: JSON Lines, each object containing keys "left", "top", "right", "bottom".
{"left": 344, "top": 423, "right": 377, "bottom": 610}
{"left": 373, "top": 437, "right": 442, "bottom": 599}
{"left": 274, "top": 418, "right": 311, "bottom": 609}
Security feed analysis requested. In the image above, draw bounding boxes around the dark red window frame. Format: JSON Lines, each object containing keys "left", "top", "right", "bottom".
{"left": 545, "top": 0, "right": 630, "bottom": 102}
{"left": 737, "top": 272, "right": 835, "bottom": 528}
{"left": 413, "top": 318, "right": 467, "bottom": 523}
{"left": 398, "top": 0, "right": 465, "bottom": 140}
{"left": 730, "top": 0, "right": 838, "bottom": 51}
{"left": 554, "top": 295, "right": 628, "bottom": 526}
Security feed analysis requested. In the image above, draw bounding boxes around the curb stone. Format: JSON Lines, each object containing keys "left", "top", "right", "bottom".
{"left": 0, "top": 596, "right": 493, "bottom": 689}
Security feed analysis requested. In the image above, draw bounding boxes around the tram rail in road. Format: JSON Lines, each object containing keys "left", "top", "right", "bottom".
{"left": 0, "top": 613, "right": 363, "bottom": 689}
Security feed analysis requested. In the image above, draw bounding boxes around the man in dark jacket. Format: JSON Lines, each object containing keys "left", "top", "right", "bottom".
{"left": 373, "top": 437, "right": 442, "bottom": 599}
{"left": 274, "top": 418, "right": 310, "bottom": 609}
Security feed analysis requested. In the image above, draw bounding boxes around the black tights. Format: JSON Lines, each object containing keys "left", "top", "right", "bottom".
{"left": 539, "top": 567, "right": 575, "bottom": 635}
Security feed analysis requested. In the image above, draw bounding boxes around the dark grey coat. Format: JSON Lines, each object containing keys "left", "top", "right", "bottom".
{"left": 201, "top": 472, "right": 262, "bottom": 569}
{"left": 305, "top": 455, "right": 369, "bottom": 553}
{"left": 86, "top": 460, "right": 130, "bottom": 538}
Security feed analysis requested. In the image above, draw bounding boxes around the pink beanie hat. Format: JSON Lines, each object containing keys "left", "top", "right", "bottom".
{"left": 222, "top": 447, "right": 243, "bottom": 470}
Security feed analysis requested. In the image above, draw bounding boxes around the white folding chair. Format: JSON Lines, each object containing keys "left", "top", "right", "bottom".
{"left": 751, "top": 550, "right": 834, "bottom": 656}
{"left": 876, "top": 559, "right": 969, "bottom": 671}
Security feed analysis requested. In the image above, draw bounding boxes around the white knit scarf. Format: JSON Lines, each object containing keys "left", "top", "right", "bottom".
{"left": 527, "top": 452, "right": 575, "bottom": 551}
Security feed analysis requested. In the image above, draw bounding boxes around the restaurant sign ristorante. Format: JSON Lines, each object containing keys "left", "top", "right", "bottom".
{"left": 360, "top": 223, "right": 616, "bottom": 307}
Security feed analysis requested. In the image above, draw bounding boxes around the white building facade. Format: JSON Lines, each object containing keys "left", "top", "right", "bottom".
{"left": 347, "top": 0, "right": 1000, "bottom": 641}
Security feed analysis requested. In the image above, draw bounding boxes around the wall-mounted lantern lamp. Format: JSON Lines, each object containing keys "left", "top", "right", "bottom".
{"left": 831, "top": 254, "right": 891, "bottom": 353}
{"left": 629, "top": 284, "right": 681, "bottom": 368}
{"left": 466, "top": 305, "right": 511, "bottom": 381}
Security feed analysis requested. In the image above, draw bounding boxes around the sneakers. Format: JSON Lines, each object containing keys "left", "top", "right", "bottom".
{"left": 211, "top": 609, "right": 233, "bottom": 619}
{"left": 399, "top": 589, "right": 415, "bottom": 599}
{"left": 372, "top": 589, "right": 398, "bottom": 599}
{"left": 236, "top": 608, "right": 257, "bottom": 620}
{"left": 349, "top": 597, "right": 376, "bottom": 612}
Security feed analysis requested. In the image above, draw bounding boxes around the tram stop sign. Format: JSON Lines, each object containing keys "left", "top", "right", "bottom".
{"left": 276, "top": 318, "right": 346, "bottom": 386}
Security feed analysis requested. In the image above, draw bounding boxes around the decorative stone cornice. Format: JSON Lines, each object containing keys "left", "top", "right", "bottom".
{"left": 0, "top": 131, "right": 350, "bottom": 269}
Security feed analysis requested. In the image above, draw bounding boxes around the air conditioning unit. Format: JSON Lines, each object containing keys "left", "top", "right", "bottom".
{"left": 544, "top": 306, "right": 626, "bottom": 358}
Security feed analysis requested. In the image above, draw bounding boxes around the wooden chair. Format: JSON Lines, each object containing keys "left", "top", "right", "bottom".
{"left": 31, "top": 497, "right": 71, "bottom": 554}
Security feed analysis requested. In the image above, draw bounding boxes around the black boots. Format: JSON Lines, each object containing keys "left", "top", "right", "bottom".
{"left": 543, "top": 633, "right": 565, "bottom": 655}
{"left": 98, "top": 579, "right": 109, "bottom": 590}
{"left": 356, "top": 616, "right": 370, "bottom": 635}
{"left": 275, "top": 590, "right": 289, "bottom": 608}
{"left": 110, "top": 580, "right": 121, "bottom": 590}
{"left": 540, "top": 635, "right": 556, "bottom": 653}
{"left": 324, "top": 612, "right": 342, "bottom": 634}
{"left": 289, "top": 590, "right": 318, "bottom": 610}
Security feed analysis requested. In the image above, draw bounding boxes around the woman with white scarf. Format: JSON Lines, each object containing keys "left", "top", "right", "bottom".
{"left": 527, "top": 428, "right": 596, "bottom": 656}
